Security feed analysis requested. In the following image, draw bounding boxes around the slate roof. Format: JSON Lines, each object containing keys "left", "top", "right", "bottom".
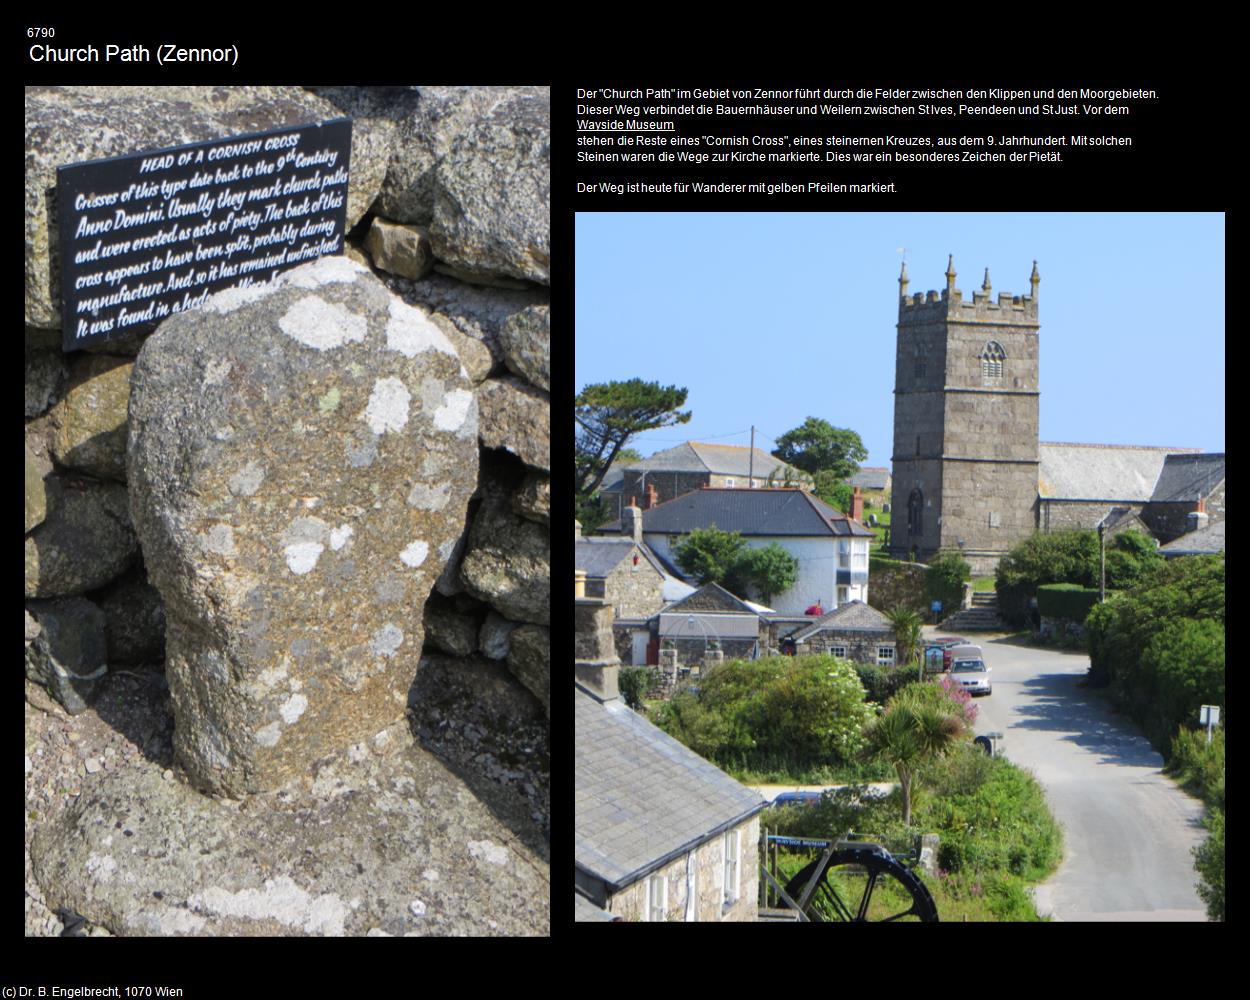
{"left": 575, "top": 538, "right": 666, "bottom": 578}
{"left": 597, "top": 463, "right": 627, "bottom": 494}
{"left": 1159, "top": 520, "right": 1225, "bottom": 556}
{"left": 662, "top": 582, "right": 760, "bottom": 616}
{"left": 792, "top": 600, "right": 894, "bottom": 641}
{"left": 605, "top": 488, "right": 875, "bottom": 538}
{"left": 628, "top": 442, "right": 808, "bottom": 481}
{"left": 1149, "top": 453, "right": 1225, "bottom": 502}
{"left": 575, "top": 688, "right": 766, "bottom": 891}
{"left": 848, "top": 467, "right": 891, "bottom": 490}
{"left": 1038, "top": 442, "right": 1202, "bottom": 501}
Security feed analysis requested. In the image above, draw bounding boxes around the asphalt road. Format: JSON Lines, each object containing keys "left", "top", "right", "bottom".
{"left": 944, "top": 628, "right": 1209, "bottom": 921}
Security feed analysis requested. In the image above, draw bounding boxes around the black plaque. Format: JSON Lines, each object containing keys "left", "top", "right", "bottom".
{"left": 56, "top": 117, "right": 352, "bottom": 352}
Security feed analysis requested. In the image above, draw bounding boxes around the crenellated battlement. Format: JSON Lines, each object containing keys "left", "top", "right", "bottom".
{"left": 898, "top": 257, "right": 1040, "bottom": 323}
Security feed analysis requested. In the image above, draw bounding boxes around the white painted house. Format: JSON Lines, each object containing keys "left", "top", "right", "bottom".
{"left": 603, "top": 488, "right": 875, "bottom": 616}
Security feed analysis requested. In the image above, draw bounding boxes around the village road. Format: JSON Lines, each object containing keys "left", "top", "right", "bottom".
{"left": 948, "top": 629, "right": 1208, "bottom": 921}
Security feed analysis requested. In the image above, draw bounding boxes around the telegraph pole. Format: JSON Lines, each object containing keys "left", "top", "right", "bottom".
{"left": 748, "top": 426, "right": 755, "bottom": 487}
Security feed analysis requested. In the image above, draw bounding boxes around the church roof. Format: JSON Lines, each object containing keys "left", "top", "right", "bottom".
{"left": 1038, "top": 442, "right": 1202, "bottom": 502}
{"left": 1149, "top": 453, "right": 1225, "bottom": 502}
{"left": 604, "top": 488, "right": 876, "bottom": 538}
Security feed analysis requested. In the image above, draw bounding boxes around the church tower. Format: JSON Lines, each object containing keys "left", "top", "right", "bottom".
{"left": 887, "top": 258, "right": 1040, "bottom": 575}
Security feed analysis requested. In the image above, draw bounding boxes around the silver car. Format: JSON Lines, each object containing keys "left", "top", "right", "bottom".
{"left": 949, "top": 645, "right": 991, "bottom": 696}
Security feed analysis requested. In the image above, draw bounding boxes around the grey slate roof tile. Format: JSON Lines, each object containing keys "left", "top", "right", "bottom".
{"left": 575, "top": 538, "right": 666, "bottom": 578}
{"left": 1039, "top": 442, "right": 1202, "bottom": 501}
{"left": 1159, "top": 519, "right": 1225, "bottom": 555}
{"left": 1149, "top": 453, "right": 1225, "bottom": 502}
{"left": 603, "top": 488, "right": 874, "bottom": 538}
{"left": 627, "top": 442, "right": 805, "bottom": 480}
{"left": 792, "top": 600, "right": 893, "bottom": 640}
{"left": 576, "top": 688, "right": 765, "bottom": 889}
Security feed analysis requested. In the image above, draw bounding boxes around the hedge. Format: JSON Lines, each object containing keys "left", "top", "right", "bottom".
{"left": 1036, "top": 583, "right": 1101, "bottom": 623}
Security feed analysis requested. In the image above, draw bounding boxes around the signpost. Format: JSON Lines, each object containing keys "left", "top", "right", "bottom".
{"left": 1199, "top": 705, "right": 1220, "bottom": 745}
{"left": 56, "top": 118, "right": 352, "bottom": 352}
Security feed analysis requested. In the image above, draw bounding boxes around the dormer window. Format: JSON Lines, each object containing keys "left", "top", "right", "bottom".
{"left": 980, "top": 341, "right": 1006, "bottom": 380}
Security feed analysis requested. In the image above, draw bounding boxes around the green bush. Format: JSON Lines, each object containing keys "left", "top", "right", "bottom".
{"left": 925, "top": 550, "right": 972, "bottom": 615}
{"left": 1166, "top": 726, "right": 1225, "bottom": 809}
{"left": 618, "top": 667, "right": 651, "bottom": 711}
{"left": 650, "top": 690, "right": 753, "bottom": 761}
{"left": 751, "top": 657, "right": 874, "bottom": 764}
{"left": 1084, "top": 554, "right": 1224, "bottom": 750}
{"left": 853, "top": 662, "right": 918, "bottom": 705}
{"left": 995, "top": 531, "right": 1099, "bottom": 627}
{"left": 1036, "top": 582, "right": 1101, "bottom": 623}
{"left": 653, "top": 655, "right": 873, "bottom": 773}
{"left": 921, "top": 755, "right": 1062, "bottom": 879}
{"left": 1104, "top": 529, "right": 1165, "bottom": 590}
{"left": 1193, "top": 808, "right": 1225, "bottom": 922}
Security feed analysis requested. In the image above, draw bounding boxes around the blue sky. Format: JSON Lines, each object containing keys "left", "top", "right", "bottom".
{"left": 575, "top": 212, "right": 1225, "bottom": 469}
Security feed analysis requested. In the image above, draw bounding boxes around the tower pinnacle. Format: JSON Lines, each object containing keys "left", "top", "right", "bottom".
{"left": 899, "top": 260, "right": 909, "bottom": 298}
{"left": 982, "top": 267, "right": 992, "bottom": 293}
{"left": 1030, "top": 260, "right": 1040, "bottom": 299}
{"left": 945, "top": 254, "right": 956, "bottom": 293}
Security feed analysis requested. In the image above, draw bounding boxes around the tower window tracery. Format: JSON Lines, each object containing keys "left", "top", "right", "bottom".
{"left": 980, "top": 340, "right": 1006, "bottom": 380}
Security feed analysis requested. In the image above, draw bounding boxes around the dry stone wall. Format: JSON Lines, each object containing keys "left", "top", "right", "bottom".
{"left": 24, "top": 85, "right": 549, "bottom": 936}
{"left": 26, "top": 84, "right": 549, "bottom": 718}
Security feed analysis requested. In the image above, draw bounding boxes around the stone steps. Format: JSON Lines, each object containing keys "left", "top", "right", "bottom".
{"left": 940, "top": 592, "right": 1009, "bottom": 632}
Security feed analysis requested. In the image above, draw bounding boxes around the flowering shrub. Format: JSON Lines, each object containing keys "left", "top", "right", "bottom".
{"left": 938, "top": 672, "right": 978, "bottom": 727}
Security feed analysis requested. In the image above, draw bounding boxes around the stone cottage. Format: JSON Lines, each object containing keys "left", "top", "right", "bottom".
{"left": 576, "top": 587, "right": 766, "bottom": 922}
{"left": 651, "top": 582, "right": 765, "bottom": 669}
{"left": 773, "top": 600, "right": 898, "bottom": 666}
{"left": 575, "top": 509, "right": 668, "bottom": 620}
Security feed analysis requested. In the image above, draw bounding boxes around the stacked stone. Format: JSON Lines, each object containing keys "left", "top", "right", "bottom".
{"left": 25, "top": 85, "right": 550, "bottom": 720}
{"left": 24, "top": 86, "right": 550, "bottom": 936}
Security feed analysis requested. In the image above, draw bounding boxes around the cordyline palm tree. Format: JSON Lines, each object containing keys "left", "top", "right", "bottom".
{"left": 861, "top": 694, "right": 965, "bottom": 826}
{"left": 883, "top": 604, "right": 924, "bottom": 677}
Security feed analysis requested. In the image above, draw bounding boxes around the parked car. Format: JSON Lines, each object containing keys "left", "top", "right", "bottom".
{"left": 924, "top": 635, "right": 970, "bottom": 672}
{"left": 770, "top": 791, "right": 823, "bottom": 809}
{"left": 948, "top": 644, "right": 991, "bottom": 696}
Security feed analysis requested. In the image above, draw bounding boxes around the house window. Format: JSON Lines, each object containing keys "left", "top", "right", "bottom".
{"left": 853, "top": 546, "right": 868, "bottom": 569}
{"left": 838, "top": 539, "right": 850, "bottom": 568}
{"left": 723, "top": 831, "right": 740, "bottom": 907}
{"left": 830, "top": 644, "right": 848, "bottom": 658}
{"left": 723, "top": 477, "right": 736, "bottom": 487}
{"left": 877, "top": 645, "right": 895, "bottom": 666}
{"left": 647, "top": 873, "right": 668, "bottom": 921}
{"left": 837, "top": 585, "right": 849, "bottom": 604}
{"left": 980, "top": 341, "right": 1006, "bottom": 380}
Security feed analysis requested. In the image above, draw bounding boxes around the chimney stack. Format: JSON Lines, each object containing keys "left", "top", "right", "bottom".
{"left": 622, "top": 504, "right": 643, "bottom": 544}
{"left": 851, "top": 486, "right": 864, "bottom": 523}
{"left": 645, "top": 483, "right": 658, "bottom": 510}
{"left": 575, "top": 587, "right": 620, "bottom": 703}
{"left": 1188, "top": 497, "right": 1209, "bottom": 534}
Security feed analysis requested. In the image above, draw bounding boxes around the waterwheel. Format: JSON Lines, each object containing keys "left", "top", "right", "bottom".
{"left": 782, "top": 844, "right": 939, "bottom": 922}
